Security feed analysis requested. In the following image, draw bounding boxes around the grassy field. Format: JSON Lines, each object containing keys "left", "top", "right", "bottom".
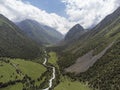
{"left": 11, "top": 59, "right": 46, "bottom": 80}
{"left": 0, "top": 58, "right": 47, "bottom": 90}
{"left": 48, "top": 52, "right": 58, "bottom": 67}
{"left": 54, "top": 77, "right": 92, "bottom": 90}
{"left": 0, "top": 61, "right": 22, "bottom": 83}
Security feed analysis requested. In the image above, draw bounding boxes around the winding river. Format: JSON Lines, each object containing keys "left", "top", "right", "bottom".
{"left": 42, "top": 57, "right": 56, "bottom": 90}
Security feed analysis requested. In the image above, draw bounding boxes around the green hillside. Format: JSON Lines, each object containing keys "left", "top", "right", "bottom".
{"left": 78, "top": 38, "right": 120, "bottom": 90}
{"left": 57, "top": 7, "right": 120, "bottom": 70}
{"left": 0, "top": 14, "right": 42, "bottom": 59}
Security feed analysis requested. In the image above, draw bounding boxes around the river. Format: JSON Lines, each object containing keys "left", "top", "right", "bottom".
{"left": 42, "top": 57, "right": 56, "bottom": 90}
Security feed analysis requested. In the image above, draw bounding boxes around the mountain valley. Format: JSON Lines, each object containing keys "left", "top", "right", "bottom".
{"left": 0, "top": 4, "right": 120, "bottom": 90}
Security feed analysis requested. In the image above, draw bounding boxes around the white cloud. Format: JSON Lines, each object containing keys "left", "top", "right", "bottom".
{"left": 0, "top": 0, "right": 75, "bottom": 34}
{"left": 62, "top": 0, "right": 120, "bottom": 28}
{"left": 0, "top": 0, "right": 120, "bottom": 34}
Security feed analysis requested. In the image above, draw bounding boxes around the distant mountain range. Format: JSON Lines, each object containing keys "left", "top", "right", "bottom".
{"left": 17, "top": 19, "right": 64, "bottom": 45}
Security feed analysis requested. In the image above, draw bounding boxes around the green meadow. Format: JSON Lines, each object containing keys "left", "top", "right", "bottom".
{"left": 48, "top": 52, "right": 58, "bottom": 67}
{"left": 11, "top": 59, "right": 46, "bottom": 80}
{"left": 54, "top": 77, "right": 92, "bottom": 90}
{"left": 0, "top": 58, "right": 47, "bottom": 90}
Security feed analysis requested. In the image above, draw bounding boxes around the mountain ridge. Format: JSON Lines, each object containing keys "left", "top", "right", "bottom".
{"left": 17, "top": 19, "right": 64, "bottom": 45}
{"left": 64, "top": 24, "right": 86, "bottom": 42}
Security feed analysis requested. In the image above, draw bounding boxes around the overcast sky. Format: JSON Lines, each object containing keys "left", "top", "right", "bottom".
{"left": 0, "top": 0, "right": 120, "bottom": 34}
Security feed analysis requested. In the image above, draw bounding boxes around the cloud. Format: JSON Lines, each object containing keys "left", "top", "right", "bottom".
{"left": 62, "top": 0, "right": 120, "bottom": 28}
{"left": 0, "top": 0, "right": 75, "bottom": 34}
{"left": 0, "top": 0, "right": 120, "bottom": 34}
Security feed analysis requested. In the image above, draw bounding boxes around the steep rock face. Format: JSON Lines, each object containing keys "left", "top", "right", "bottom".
{"left": 0, "top": 14, "right": 41, "bottom": 59}
{"left": 17, "top": 19, "right": 64, "bottom": 45}
{"left": 64, "top": 24, "right": 86, "bottom": 42}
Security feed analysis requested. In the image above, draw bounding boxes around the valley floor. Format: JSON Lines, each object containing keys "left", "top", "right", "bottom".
{"left": 54, "top": 77, "right": 91, "bottom": 90}
{"left": 0, "top": 52, "right": 92, "bottom": 90}
{"left": 47, "top": 52, "right": 92, "bottom": 90}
